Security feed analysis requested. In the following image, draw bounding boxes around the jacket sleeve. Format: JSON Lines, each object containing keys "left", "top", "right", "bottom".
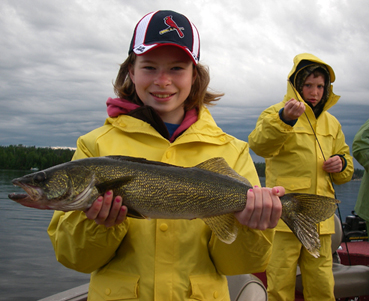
{"left": 352, "top": 119, "right": 369, "bottom": 172}
{"left": 331, "top": 122, "right": 354, "bottom": 185}
{"left": 248, "top": 105, "right": 293, "bottom": 158}
{"left": 48, "top": 210, "right": 129, "bottom": 273}
{"left": 208, "top": 144, "right": 275, "bottom": 275}
{"left": 47, "top": 136, "right": 129, "bottom": 273}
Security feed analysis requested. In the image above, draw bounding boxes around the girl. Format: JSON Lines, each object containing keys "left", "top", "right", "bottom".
{"left": 48, "top": 10, "right": 283, "bottom": 300}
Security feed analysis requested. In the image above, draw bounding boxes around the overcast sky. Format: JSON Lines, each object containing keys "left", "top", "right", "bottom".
{"left": 1, "top": 0, "right": 368, "bottom": 166}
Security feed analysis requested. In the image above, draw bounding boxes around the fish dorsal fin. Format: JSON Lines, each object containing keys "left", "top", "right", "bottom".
{"left": 196, "top": 157, "right": 252, "bottom": 186}
{"left": 203, "top": 214, "right": 239, "bottom": 244}
{"left": 95, "top": 176, "right": 133, "bottom": 194}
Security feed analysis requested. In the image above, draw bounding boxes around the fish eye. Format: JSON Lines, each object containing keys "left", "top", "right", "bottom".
{"left": 33, "top": 172, "right": 47, "bottom": 183}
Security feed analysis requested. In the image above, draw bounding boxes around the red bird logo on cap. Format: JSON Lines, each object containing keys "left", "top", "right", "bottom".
{"left": 159, "top": 15, "right": 184, "bottom": 38}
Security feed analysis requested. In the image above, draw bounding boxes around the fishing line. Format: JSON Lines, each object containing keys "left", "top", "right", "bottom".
{"left": 288, "top": 80, "right": 352, "bottom": 265}
{"left": 287, "top": 80, "right": 329, "bottom": 162}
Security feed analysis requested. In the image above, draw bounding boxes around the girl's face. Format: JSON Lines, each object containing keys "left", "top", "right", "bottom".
{"left": 129, "top": 45, "right": 196, "bottom": 124}
{"left": 301, "top": 74, "right": 325, "bottom": 107}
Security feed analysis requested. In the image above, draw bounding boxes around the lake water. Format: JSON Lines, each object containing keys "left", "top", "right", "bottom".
{"left": 0, "top": 170, "right": 363, "bottom": 300}
{"left": 0, "top": 170, "right": 90, "bottom": 301}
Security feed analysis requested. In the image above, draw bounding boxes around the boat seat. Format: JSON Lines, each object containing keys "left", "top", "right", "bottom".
{"left": 227, "top": 274, "right": 267, "bottom": 301}
{"left": 296, "top": 214, "right": 369, "bottom": 298}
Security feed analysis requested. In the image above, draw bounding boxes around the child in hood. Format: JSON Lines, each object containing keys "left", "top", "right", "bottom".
{"left": 248, "top": 53, "right": 354, "bottom": 300}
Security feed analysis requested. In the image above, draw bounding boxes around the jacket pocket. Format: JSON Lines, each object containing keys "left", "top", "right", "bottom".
{"left": 276, "top": 177, "right": 311, "bottom": 192}
{"left": 189, "top": 273, "right": 229, "bottom": 301}
{"left": 89, "top": 270, "right": 140, "bottom": 300}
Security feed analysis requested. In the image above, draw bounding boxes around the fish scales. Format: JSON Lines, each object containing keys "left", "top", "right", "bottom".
{"left": 8, "top": 155, "right": 339, "bottom": 258}
{"left": 93, "top": 159, "right": 248, "bottom": 219}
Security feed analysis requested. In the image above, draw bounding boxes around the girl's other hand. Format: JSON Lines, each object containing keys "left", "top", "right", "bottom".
{"left": 235, "top": 186, "right": 284, "bottom": 230}
{"left": 323, "top": 155, "right": 343, "bottom": 173}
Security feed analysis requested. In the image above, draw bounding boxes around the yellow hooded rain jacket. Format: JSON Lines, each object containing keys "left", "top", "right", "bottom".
{"left": 248, "top": 53, "right": 354, "bottom": 234}
{"left": 48, "top": 107, "right": 274, "bottom": 301}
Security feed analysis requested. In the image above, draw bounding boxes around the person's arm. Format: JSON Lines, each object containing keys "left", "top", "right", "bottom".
{"left": 248, "top": 103, "right": 295, "bottom": 158}
{"left": 352, "top": 119, "right": 369, "bottom": 172}
{"left": 327, "top": 122, "right": 354, "bottom": 185}
{"left": 48, "top": 209, "right": 129, "bottom": 273}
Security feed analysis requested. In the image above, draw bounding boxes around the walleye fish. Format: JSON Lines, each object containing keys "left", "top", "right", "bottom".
{"left": 8, "top": 156, "right": 339, "bottom": 258}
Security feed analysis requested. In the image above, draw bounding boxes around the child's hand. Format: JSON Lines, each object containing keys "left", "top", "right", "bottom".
{"left": 234, "top": 186, "right": 284, "bottom": 230}
{"left": 85, "top": 190, "right": 127, "bottom": 227}
{"left": 282, "top": 98, "right": 305, "bottom": 121}
{"left": 323, "top": 155, "right": 343, "bottom": 173}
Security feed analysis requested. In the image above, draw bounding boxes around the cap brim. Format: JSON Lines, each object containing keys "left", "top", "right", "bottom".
{"left": 132, "top": 43, "right": 198, "bottom": 65}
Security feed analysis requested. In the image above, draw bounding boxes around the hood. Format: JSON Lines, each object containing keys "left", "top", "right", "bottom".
{"left": 288, "top": 53, "right": 335, "bottom": 83}
{"left": 285, "top": 53, "right": 340, "bottom": 114}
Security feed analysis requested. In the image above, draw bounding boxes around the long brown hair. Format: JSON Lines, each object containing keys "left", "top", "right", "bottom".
{"left": 113, "top": 53, "right": 223, "bottom": 110}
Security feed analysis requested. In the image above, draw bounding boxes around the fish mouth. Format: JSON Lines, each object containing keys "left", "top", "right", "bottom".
{"left": 8, "top": 181, "right": 48, "bottom": 209}
{"left": 8, "top": 175, "right": 97, "bottom": 211}
{"left": 8, "top": 192, "right": 31, "bottom": 201}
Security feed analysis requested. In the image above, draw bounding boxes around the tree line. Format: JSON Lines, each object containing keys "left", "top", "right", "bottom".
{"left": 0, "top": 145, "right": 74, "bottom": 170}
{"left": 0, "top": 145, "right": 365, "bottom": 179}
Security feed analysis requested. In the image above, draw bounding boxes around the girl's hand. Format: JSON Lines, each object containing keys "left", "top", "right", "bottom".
{"left": 282, "top": 98, "right": 305, "bottom": 121}
{"left": 85, "top": 190, "right": 128, "bottom": 227}
{"left": 235, "top": 186, "right": 284, "bottom": 230}
{"left": 323, "top": 155, "right": 343, "bottom": 173}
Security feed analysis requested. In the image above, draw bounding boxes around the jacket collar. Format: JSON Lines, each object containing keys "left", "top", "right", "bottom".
{"left": 106, "top": 97, "right": 198, "bottom": 142}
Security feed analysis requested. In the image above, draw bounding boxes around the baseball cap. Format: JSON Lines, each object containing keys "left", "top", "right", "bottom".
{"left": 129, "top": 10, "right": 200, "bottom": 64}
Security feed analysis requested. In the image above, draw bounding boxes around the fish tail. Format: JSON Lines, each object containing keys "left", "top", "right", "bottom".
{"left": 280, "top": 193, "right": 339, "bottom": 258}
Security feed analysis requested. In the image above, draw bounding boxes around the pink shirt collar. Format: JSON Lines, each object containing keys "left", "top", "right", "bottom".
{"left": 106, "top": 97, "right": 198, "bottom": 142}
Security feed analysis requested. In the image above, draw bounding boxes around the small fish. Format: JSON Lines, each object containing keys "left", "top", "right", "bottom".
{"left": 8, "top": 156, "right": 339, "bottom": 258}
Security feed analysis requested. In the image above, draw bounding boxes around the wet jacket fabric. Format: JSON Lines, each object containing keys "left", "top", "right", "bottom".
{"left": 48, "top": 105, "right": 274, "bottom": 301}
{"left": 248, "top": 53, "right": 353, "bottom": 234}
{"left": 353, "top": 119, "right": 369, "bottom": 222}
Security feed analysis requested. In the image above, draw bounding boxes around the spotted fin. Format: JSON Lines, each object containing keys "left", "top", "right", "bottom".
{"left": 203, "top": 213, "right": 239, "bottom": 244}
{"left": 196, "top": 157, "right": 253, "bottom": 187}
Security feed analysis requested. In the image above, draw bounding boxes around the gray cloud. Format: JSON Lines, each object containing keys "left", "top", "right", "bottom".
{"left": 0, "top": 0, "right": 368, "bottom": 169}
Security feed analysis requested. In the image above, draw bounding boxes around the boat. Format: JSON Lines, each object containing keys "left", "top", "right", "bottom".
{"left": 39, "top": 275, "right": 268, "bottom": 301}
{"left": 255, "top": 213, "right": 369, "bottom": 300}
{"left": 342, "top": 211, "right": 368, "bottom": 242}
{"left": 294, "top": 214, "right": 369, "bottom": 300}
{"left": 39, "top": 283, "right": 88, "bottom": 301}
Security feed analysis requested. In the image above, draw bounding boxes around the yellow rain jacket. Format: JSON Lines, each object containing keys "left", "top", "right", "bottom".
{"left": 48, "top": 107, "right": 274, "bottom": 301}
{"left": 248, "top": 53, "right": 354, "bottom": 234}
{"left": 249, "top": 53, "right": 354, "bottom": 301}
